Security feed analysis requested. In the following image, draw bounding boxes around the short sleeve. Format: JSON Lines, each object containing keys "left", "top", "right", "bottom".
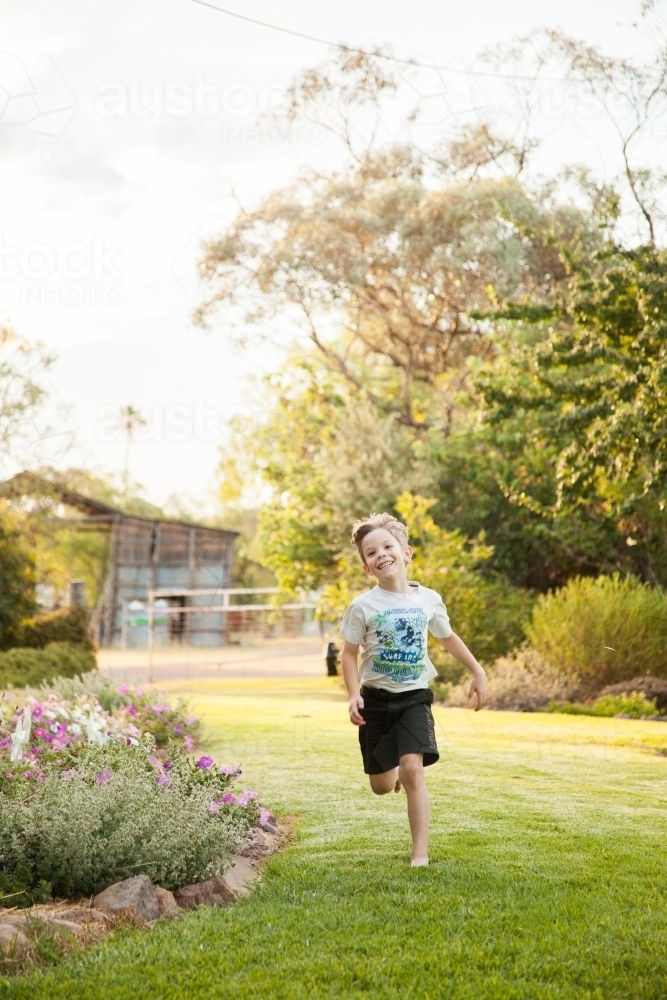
{"left": 340, "top": 601, "right": 367, "bottom": 645}
{"left": 428, "top": 596, "right": 452, "bottom": 639}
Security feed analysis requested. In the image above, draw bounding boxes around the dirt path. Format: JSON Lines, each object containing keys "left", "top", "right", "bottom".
{"left": 97, "top": 637, "right": 327, "bottom": 686}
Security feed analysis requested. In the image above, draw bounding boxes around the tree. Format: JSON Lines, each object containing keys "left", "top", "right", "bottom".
{"left": 0, "top": 504, "right": 37, "bottom": 650}
{"left": 476, "top": 243, "right": 667, "bottom": 585}
{"left": 0, "top": 325, "right": 54, "bottom": 472}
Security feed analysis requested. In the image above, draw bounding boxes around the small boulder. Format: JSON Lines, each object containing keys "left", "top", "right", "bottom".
{"left": 154, "top": 887, "right": 180, "bottom": 919}
{"left": 93, "top": 874, "right": 159, "bottom": 924}
{"left": 175, "top": 879, "right": 236, "bottom": 910}
{"left": 222, "top": 857, "right": 258, "bottom": 899}
{"left": 0, "top": 923, "right": 29, "bottom": 960}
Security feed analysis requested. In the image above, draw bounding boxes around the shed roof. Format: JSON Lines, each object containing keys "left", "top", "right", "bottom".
{"left": 0, "top": 472, "right": 238, "bottom": 537}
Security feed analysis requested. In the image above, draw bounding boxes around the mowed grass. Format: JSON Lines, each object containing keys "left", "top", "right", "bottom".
{"left": 4, "top": 676, "right": 667, "bottom": 1000}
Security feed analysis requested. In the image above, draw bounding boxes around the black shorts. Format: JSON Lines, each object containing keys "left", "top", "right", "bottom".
{"left": 358, "top": 685, "right": 439, "bottom": 775}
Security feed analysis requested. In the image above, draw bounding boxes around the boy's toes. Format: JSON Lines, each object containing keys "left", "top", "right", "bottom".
{"left": 394, "top": 779, "right": 402, "bottom": 793}
{"left": 410, "top": 857, "right": 429, "bottom": 867}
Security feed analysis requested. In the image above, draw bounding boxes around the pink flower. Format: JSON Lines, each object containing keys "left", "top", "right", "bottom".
{"left": 219, "top": 765, "right": 241, "bottom": 776}
{"left": 149, "top": 755, "right": 163, "bottom": 770}
{"left": 96, "top": 769, "right": 112, "bottom": 784}
{"left": 238, "top": 790, "right": 259, "bottom": 807}
{"left": 186, "top": 715, "right": 197, "bottom": 726}
{"left": 135, "top": 688, "right": 144, "bottom": 697}
{"left": 156, "top": 772, "right": 172, "bottom": 787}
{"left": 184, "top": 736, "right": 194, "bottom": 752}
{"left": 174, "top": 724, "right": 183, "bottom": 735}
{"left": 118, "top": 684, "right": 129, "bottom": 695}
{"left": 219, "top": 793, "right": 237, "bottom": 805}
{"left": 209, "top": 801, "right": 220, "bottom": 815}
{"left": 62, "top": 769, "right": 78, "bottom": 782}
{"left": 34, "top": 727, "right": 47, "bottom": 739}
{"left": 195, "top": 756, "right": 214, "bottom": 770}
{"left": 258, "top": 807, "right": 272, "bottom": 827}
{"left": 32, "top": 705, "right": 43, "bottom": 720}
{"left": 126, "top": 705, "right": 138, "bottom": 718}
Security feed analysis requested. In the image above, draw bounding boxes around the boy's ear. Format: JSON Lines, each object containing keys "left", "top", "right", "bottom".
{"left": 404, "top": 545, "right": 413, "bottom": 564}
{"left": 361, "top": 562, "right": 372, "bottom": 577}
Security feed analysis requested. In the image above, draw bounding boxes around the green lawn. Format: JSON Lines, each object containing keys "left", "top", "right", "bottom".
{"left": 3, "top": 676, "right": 667, "bottom": 999}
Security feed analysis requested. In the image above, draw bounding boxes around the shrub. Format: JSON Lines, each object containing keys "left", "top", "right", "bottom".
{"left": 17, "top": 606, "right": 94, "bottom": 652}
{"left": 545, "top": 692, "right": 659, "bottom": 720}
{"left": 0, "top": 738, "right": 254, "bottom": 899}
{"left": 443, "top": 647, "right": 574, "bottom": 711}
{"left": 0, "top": 643, "right": 96, "bottom": 689}
{"left": 0, "top": 508, "right": 37, "bottom": 651}
{"left": 527, "top": 575, "right": 667, "bottom": 693}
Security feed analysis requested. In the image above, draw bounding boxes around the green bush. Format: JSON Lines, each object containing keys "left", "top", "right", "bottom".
{"left": 527, "top": 575, "right": 667, "bottom": 692}
{"left": 17, "top": 606, "right": 94, "bottom": 652}
{"left": 0, "top": 738, "right": 252, "bottom": 899}
{"left": 545, "top": 692, "right": 659, "bottom": 719}
{"left": 0, "top": 643, "right": 96, "bottom": 689}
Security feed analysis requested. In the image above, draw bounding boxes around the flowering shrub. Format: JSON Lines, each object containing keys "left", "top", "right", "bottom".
{"left": 0, "top": 676, "right": 274, "bottom": 905}
{"left": 0, "top": 736, "right": 259, "bottom": 899}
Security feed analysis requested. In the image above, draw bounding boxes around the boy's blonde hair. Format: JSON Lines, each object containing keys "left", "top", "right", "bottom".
{"left": 351, "top": 513, "right": 409, "bottom": 562}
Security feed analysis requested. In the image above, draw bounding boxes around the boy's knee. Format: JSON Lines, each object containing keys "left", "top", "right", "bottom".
{"left": 398, "top": 754, "right": 424, "bottom": 786}
{"left": 369, "top": 773, "right": 395, "bottom": 795}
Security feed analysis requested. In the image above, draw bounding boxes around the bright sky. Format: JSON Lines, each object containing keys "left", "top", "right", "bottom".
{"left": 0, "top": 0, "right": 660, "bottom": 509}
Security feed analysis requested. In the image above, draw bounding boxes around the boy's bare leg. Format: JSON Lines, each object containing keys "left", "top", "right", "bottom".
{"left": 369, "top": 768, "right": 399, "bottom": 795}
{"left": 398, "top": 753, "right": 430, "bottom": 866}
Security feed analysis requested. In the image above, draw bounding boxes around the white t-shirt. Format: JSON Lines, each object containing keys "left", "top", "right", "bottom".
{"left": 340, "top": 583, "right": 453, "bottom": 693}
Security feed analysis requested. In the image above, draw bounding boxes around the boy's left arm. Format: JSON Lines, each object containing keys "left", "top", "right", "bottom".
{"left": 438, "top": 633, "right": 487, "bottom": 710}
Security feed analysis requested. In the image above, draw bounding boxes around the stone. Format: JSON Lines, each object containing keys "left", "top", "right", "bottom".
{"left": 175, "top": 879, "right": 227, "bottom": 910}
{"left": 93, "top": 874, "right": 159, "bottom": 924}
{"left": 154, "top": 887, "right": 180, "bottom": 919}
{"left": 0, "top": 923, "right": 29, "bottom": 960}
{"left": 221, "top": 857, "right": 258, "bottom": 899}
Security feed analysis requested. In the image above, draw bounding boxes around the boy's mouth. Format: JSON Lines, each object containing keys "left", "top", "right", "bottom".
{"left": 376, "top": 559, "right": 394, "bottom": 571}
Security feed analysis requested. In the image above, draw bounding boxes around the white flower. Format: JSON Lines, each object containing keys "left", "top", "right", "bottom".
{"left": 10, "top": 707, "right": 32, "bottom": 762}
{"left": 70, "top": 724, "right": 82, "bottom": 736}
{"left": 86, "top": 712, "right": 109, "bottom": 746}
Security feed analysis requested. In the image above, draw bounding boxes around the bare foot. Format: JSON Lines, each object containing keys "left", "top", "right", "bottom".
{"left": 410, "top": 856, "right": 429, "bottom": 867}
{"left": 394, "top": 778, "right": 402, "bottom": 793}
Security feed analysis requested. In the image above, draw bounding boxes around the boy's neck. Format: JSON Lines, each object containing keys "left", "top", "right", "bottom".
{"left": 375, "top": 570, "right": 411, "bottom": 595}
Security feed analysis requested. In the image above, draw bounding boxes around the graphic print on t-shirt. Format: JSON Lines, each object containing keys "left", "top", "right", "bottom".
{"left": 372, "top": 607, "right": 428, "bottom": 682}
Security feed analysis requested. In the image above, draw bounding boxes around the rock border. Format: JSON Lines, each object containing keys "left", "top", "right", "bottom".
{"left": 0, "top": 822, "right": 285, "bottom": 974}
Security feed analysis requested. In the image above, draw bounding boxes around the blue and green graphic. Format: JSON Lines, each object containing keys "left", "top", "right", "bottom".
{"left": 372, "top": 608, "right": 428, "bottom": 682}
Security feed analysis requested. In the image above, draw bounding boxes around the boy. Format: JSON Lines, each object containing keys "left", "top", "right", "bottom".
{"left": 340, "top": 512, "right": 487, "bottom": 867}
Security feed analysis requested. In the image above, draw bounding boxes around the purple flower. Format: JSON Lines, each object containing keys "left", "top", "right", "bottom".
{"left": 258, "top": 807, "right": 272, "bottom": 827}
{"left": 174, "top": 724, "right": 183, "bottom": 736}
{"left": 32, "top": 705, "right": 43, "bottom": 720}
{"left": 56, "top": 723, "right": 68, "bottom": 734}
{"left": 186, "top": 715, "right": 197, "bottom": 726}
{"left": 163, "top": 760, "right": 172, "bottom": 771}
{"left": 34, "top": 727, "right": 47, "bottom": 739}
{"left": 195, "top": 756, "right": 214, "bottom": 770}
{"left": 126, "top": 705, "right": 138, "bottom": 718}
{"left": 62, "top": 768, "right": 78, "bottom": 782}
{"left": 208, "top": 801, "right": 220, "bottom": 815}
{"left": 96, "top": 769, "right": 112, "bottom": 784}
{"left": 238, "top": 790, "right": 259, "bottom": 807}
{"left": 156, "top": 772, "right": 172, "bottom": 787}
{"left": 219, "top": 793, "right": 237, "bottom": 805}
{"left": 118, "top": 684, "right": 129, "bottom": 695}
{"left": 149, "top": 755, "right": 163, "bottom": 770}
{"left": 219, "top": 765, "right": 241, "bottom": 776}
{"left": 184, "top": 736, "right": 194, "bottom": 752}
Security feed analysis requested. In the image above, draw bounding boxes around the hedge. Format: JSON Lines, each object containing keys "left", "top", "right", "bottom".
{"left": 17, "top": 606, "right": 94, "bottom": 652}
{"left": 0, "top": 642, "right": 96, "bottom": 690}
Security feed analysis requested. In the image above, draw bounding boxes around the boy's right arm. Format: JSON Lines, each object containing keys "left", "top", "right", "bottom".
{"left": 341, "top": 640, "right": 365, "bottom": 726}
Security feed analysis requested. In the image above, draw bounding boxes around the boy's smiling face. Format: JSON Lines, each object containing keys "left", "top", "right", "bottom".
{"left": 360, "top": 527, "right": 412, "bottom": 586}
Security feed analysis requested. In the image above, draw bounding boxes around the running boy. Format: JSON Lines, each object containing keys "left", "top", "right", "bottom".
{"left": 340, "top": 512, "right": 487, "bottom": 867}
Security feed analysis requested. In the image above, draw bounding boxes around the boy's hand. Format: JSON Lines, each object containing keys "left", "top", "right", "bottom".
{"left": 349, "top": 693, "right": 365, "bottom": 726}
{"left": 468, "top": 670, "right": 487, "bottom": 711}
